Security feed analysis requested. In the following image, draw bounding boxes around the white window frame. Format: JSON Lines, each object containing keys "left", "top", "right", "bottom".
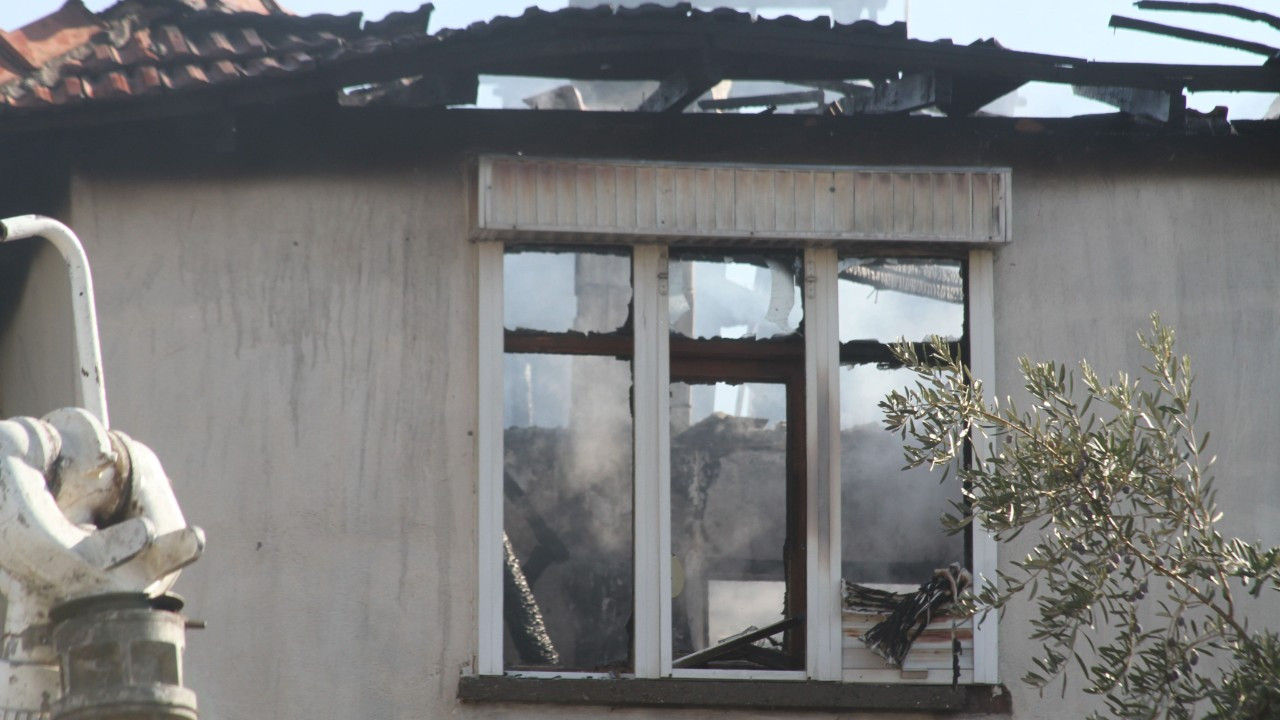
{"left": 475, "top": 159, "right": 1003, "bottom": 684}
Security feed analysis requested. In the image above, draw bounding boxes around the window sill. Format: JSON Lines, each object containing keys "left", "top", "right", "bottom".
{"left": 457, "top": 676, "right": 1012, "bottom": 714}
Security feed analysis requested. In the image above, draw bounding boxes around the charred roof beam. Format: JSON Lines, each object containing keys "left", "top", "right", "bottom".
{"left": 1073, "top": 84, "right": 1181, "bottom": 122}
{"left": 698, "top": 89, "right": 824, "bottom": 112}
{"left": 1110, "top": 15, "right": 1280, "bottom": 58}
{"left": 1134, "top": 1, "right": 1280, "bottom": 32}
{"left": 636, "top": 57, "right": 723, "bottom": 113}
{"left": 838, "top": 71, "right": 952, "bottom": 115}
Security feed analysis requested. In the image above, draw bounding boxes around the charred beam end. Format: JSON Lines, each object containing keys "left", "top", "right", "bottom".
{"left": 939, "top": 76, "right": 1026, "bottom": 117}
{"left": 1073, "top": 85, "right": 1177, "bottom": 123}
{"left": 1135, "top": 1, "right": 1280, "bottom": 32}
{"left": 637, "top": 63, "right": 723, "bottom": 113}
{"left": 458, "top": 676, "right": 1012, "bottom": 713}
{"left": 839, "top": 71, "right": 953, "bottom": 115}
{"left": 698, "top": 90, "right": 824, "bottom": 112}
{"left": 353, "top": 72, "right": 478, "bottom": 109}
{"left": 1110, "top": 15, "right": 1280, "bottom": 58}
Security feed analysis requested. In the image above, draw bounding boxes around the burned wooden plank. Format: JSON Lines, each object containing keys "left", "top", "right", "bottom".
{"left": 504, "top": 330, "right": 632, "bottom": 357}
{"left": 1074, "top": 85, "right": 1177, "bottom": 122}
{"left": 841, "top": 72, "right": 953, "bottom": 115}
{"left": 698, "top": 89, "right": 824, "bottom": 112}
{"left": 1110, "top": 15, "right": 1280, "bottom": 57}
{"left": 636, "top": 61, "right": 722, "bottom": 113}
{"left": 839, "top": 340, "right": 963, "bottom": 367}
{"left": 524, "top": 84, "right": 586, "bottom": 110}
{"left": 672, "top": 614, "right": 804, "bottom": 669}
{"left": 1135, "top": 1, "right": 1280, "bottom": 32}
{"left": 339, "top": 71, "right": 477, "bottom": 108}
{"left": 796, "top": 79, "right": 871, "bottom": 96}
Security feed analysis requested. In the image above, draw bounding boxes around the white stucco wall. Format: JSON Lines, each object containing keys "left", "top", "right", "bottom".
{"left": 64, "top": 154, "right": 1280, "bottom": 720}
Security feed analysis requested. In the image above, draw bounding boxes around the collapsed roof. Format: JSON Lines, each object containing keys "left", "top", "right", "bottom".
{"left": 0, "top": 0, "right": 1276, "bottom": 130}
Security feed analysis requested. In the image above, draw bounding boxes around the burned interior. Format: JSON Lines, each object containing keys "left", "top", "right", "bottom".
{"left": 499, "top": 241, "right": 969, "bottom": 673}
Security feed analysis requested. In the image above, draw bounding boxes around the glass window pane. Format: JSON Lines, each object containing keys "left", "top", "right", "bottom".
{"left": 840, "top": 365, "right": 963, "bottom": 584}
{"left": 838, "top": 258, "right": 963, "bottom": 343}
{"left": 503, "top": 353, "right": 633, "bottom": 671}
{"left": 669, "top": 250, "right": 802, "bottom": 340}
{"left": 504, "top": 248, "right": 631, "bottom": 334}
{"left": 670, "top": 381, "right": 797, "bottom": 669}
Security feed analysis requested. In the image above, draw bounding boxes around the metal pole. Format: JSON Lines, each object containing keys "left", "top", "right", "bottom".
{"left": 0, "top": 216, "right": 108, "bottom": 426}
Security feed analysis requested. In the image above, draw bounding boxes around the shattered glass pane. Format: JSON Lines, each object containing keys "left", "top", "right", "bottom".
{"left": 669, "top": 381, "right": 794, "bottom": 668}
{"left": 504, "top": 248, "right": 631, "bottom": 334}
{"left": 669, "top": 250, "right": 803, "bottom": 340}
{"left": 503, "top": 353, "right": 633, "bottom": 672}
{"left": 840, "top": 365, "right": 963, "bottom": 584}
{"left": 838, "top": 258, "right": 963, "bottom": 343}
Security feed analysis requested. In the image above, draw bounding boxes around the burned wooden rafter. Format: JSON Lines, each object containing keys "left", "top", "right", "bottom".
{"left": 697, "top": 90, "right": 824, "bottom": 112}
{"left": 795, "top": 79, "right": 872, "bottom": 97}
{"left": 838, "top": 71, "right": 953, "bottom": 115}
{"left": 1110, "top": 15, "right": 1280, "bottom": 58}
{"left": 1135, "top": 1, "right": 1280, "bottom": 32}
{"left": 1073, "top": 85, "right": 1179, "bottom": 122}
{"left": 839, "top": 260, "right": 963, "bottom": 303}
{"left": 637, "top": 60, "right": 723, "bottom": 113}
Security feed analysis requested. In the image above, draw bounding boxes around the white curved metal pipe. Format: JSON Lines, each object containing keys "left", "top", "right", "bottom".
{"left": 0, "top": 215, "right": 108, "bottom": 426}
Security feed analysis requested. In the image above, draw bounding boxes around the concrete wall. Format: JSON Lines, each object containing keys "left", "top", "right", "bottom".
{"left": 64, "top": 146, "right": 1280, "bottom": 719}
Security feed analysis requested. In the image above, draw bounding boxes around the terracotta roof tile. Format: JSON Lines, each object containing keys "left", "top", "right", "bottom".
{"left": 0, "top": 0, "right": 429, "bottom": 111}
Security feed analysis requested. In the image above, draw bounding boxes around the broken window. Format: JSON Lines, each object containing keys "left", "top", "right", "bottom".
{"left": 837, "top": 257, "right": 966, "bottom": 586}
{"left": 477, "top": 166, "right": 1001, "bottom": 685}
{"left": 501, "top": 248, "right": 634, "bottom": 672}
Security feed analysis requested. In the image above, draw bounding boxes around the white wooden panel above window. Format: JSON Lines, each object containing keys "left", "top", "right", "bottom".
{"left": 475, "top": 156, "right": 1011, "bottom": 246}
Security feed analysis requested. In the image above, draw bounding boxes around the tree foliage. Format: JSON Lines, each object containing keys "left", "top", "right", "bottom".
{"left": 881, "top": 315, "right": 1280, "bottom": 719}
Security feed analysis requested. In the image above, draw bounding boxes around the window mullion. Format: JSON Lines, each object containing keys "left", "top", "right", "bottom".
{"left": 476, "top": 241, "right": 505, "bottom": 676}
{"left": 804, "top": 247, "right": 842, "bottom": 681}
{"left": 632, "top": 245, "right": 671, "bottom": 678}
{"left": 967, "top": 249, "right": 1000, "bottom": 684}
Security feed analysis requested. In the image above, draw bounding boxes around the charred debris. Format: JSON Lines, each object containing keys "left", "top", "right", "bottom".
{"left": 0, "top": 1, "right": 1277, "bottom": 135}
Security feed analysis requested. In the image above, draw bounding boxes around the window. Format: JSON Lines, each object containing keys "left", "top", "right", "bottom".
{"left": 476, "top": 158, "right": 1004, "bottom": 685}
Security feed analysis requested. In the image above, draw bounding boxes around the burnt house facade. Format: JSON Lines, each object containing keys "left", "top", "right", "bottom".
{"left": 0, "top": 1, "right": 1278, "bottom": 718}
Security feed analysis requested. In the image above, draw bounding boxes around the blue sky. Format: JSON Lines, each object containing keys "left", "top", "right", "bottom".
{"left": 2, "top": 1, "right": 1276, "bottom": 117}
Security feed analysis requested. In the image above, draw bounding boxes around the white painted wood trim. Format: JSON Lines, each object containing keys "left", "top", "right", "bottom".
{"left": 476, "top": 241, "right": 506, "bottom": 675}
{"left": 633, "top": 245, "right": 671, "bottom": 678}
{"left": 804, "top": 248, "right": 843, "bottom": 681}
{"left": 476, "top": 157, "right": 1012, "bottom": 246}
{"left": 967, "top": 249, "right": 999, "bottom": 684}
